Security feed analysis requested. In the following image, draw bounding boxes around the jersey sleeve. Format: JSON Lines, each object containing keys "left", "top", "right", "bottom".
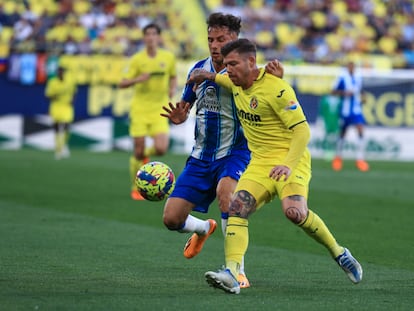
{"left": 181, "top": 64, "right": 198, "bottom": 103}
{"left": 45, "top": 79, "right": 56, "bottom": 98}
{"left": 215, "top": 73, "right": 233, "bottom": 91}
{"left": 272, "top": 80, "right": 307, "bottom": 129}
{"left": 283, "top": 121, "right": 310, "bottom": 169}
{"left": 332, "top": 74, "right": 345, "bottom": 91}
{"left": 271, "top": 79, "right": 310, "bottom": 169}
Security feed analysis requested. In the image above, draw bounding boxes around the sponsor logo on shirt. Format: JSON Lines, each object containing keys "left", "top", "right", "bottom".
{"left": 200, "top": 86, "right": 220, "bottom": 112}
{"left": 237, "top": 109, "right": 261, "bottom": 122}
{"left": 285, "top": 100, "right": 298, "bottom": 111}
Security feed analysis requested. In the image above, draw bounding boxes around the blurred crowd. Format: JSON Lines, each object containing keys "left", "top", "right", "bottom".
{"left": 208, "top": 0, "right": 414, "bottom": 68}
{"left": 0, "top": 0, "right": 194, "bottom": 60}
{"left": 0, "top": 0, "right": 414, "bottom": 69}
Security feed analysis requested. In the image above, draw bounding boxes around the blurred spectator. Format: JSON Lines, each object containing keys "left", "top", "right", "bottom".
{"left": 2, "top": 0, "right": 414, "bottom": 73}
{"left": 13, "top": 16, "right": 33, "bottom": 42}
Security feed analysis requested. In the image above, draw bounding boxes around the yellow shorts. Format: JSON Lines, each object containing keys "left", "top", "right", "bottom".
{"left": 49, "top": 104, "right": 74, "bottom": 123}
{"left": 129, "top": 114, "right": 169, "bottom": 138}
{"left": 235, "top": 149, "right": 311, "bottom": 209}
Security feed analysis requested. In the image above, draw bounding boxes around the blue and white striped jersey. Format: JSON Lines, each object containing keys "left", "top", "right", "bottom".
{"left": 333, "top": 68, "right": 363, "bottom": 118}
{"left": 182, "top": 57, "right": 249, "bottom": 162}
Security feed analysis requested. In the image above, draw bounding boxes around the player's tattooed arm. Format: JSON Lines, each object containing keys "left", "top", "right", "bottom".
{"left": 187, "top": 69, "right": 216, "bottom": 88}
{"left": 229, "top": 190, "right": 257, "bottom": 218}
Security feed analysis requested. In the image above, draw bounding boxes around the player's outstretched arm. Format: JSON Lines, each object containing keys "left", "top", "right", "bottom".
{"left": 161, "top": 101, "right": 191, "bottom": 125}
{"left": 186, "top": 69, "right": 216, "bottom": 91}
{"left": 118, "top": 73, "right": 151, "bottom": 88}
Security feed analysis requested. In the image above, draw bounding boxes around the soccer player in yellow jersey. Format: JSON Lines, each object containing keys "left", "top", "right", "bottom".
{"left": 188, "top": 38, "right": 363, "bottom": 294}
{"left": 119, "top": 23, "right": 177, "bottom": 200}
{"left": 45, "top": 66, "right": 77, "bottom": 160}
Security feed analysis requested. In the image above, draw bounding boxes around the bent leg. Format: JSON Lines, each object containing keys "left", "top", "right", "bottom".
{"left": 281, "top": 186, "right": 343, "bottom": 258}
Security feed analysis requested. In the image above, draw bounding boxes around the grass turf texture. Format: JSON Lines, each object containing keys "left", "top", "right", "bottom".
{"left": 1, "top": 149, "right": 413, "bottom": 310}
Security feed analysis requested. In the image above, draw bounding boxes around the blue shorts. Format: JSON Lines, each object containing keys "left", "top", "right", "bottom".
{"left": 169, "top": 151, "right": 250, "bottom": 213}
{"left": 340, "top": 114, "right": 365, "bottom": 129}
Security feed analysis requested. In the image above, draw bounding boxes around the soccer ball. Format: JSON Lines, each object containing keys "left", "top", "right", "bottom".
{"left": 135, "top": 161, "right": 175, "bottom": 201}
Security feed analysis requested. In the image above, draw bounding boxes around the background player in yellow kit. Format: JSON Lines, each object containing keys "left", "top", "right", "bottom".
{"left": 119, "top": 23, "right": 177, "bottom": 200}
{"left": 45, "top": 66, "right": 77, "bottom": 160}
{"left": 188, "top": 38, "right": 363, "bottom": 295}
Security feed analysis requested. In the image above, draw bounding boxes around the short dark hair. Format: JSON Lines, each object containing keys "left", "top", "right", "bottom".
{"left": 143, "top": 23, "right": 161, "bottom": 35}
{"left": 207, "top": 12, "right": 241, "bottom": 35}
{"left": 221, "top": 38, "right": 256, "bottom": 57}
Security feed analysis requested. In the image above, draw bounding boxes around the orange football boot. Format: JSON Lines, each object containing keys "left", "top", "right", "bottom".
{"left": 332, "top": 156, "right": 343, "bottom": 171}
{"left": 238, "top": 273, "right": 251, "bottom": 289}
{"left": 356, "top": 159, "right": 369, "bottom": 172}
{"left": 183, "top": 219, "right": 217, "bottom": 259}
{"left": 131, "top": 189, "right": 145, "bottom": 201}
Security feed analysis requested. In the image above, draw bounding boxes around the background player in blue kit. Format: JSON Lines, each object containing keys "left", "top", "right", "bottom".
{"left": 331, "top": 61, "right": 369, "bottom": 172}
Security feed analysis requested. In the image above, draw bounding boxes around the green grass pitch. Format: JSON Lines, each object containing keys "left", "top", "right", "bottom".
{"left": 1, "top": 149, "right": 413, "bottom": 310}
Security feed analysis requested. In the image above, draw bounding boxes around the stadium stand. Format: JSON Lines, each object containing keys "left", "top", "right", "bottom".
{"left": 0, "top": 0, "right": 413, "bottom": 84}
{"left": 0, "top": 0, "right": 209, "bottom": 84}
{"left": 1, "top": 0, "right": 413, "bottom": 160}
{"left": 204, "top": 0, "right": 414, "bottom": 69}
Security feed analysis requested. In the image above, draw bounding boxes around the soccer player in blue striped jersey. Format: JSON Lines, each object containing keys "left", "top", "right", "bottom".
{"left": 161, "top": 13, "right": 283, "bottom": 289}
{"left": 331, "top": 61, "right": 369, "bottom": 172}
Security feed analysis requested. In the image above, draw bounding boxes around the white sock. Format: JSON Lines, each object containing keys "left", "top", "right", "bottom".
{"left": 239, "top": 256, "right": 245, "bottom": 275}
{"left": 178, "top": 214, "right": 210, "bottom": 235}
{"left": 336, "top": 138, "right": 344, "bottom": 157}
{"left": 356, "top": 136, "right": 365, "bottom": 160}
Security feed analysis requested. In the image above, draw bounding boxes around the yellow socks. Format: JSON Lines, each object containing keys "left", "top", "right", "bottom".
{"left": 129, "top": 156, "right": 144, "bottom": 190}
{"left": 144, "top": 146, "right": 155, "bottom": 158}
{"left": 225, "top": 217, "right": 249, "bottom": 277}
{"left": 299, "top": 210, "right": 344, "bottom": 258}
{"left": 55, "top": 132, "right": 65, "bottom": 154}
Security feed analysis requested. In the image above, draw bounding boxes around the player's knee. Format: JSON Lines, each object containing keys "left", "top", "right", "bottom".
{"left": 163, "top": 215, "right": 183, "bottom": 231}
{"left": 216, "top": 194, "right": 230, "bottom": 213}
{"left": 228, "top": 197, "right": 253, "bottom": 218}
{"left": 154, "top": 148, "right": 168, "bottom": 156}
{"left": 284, "top": 206, "right": 306, "bottom": 224}
{"left": 133, "top": 151, "right": 145, "bottom": 160}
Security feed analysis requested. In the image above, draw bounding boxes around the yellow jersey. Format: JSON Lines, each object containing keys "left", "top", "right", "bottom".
{"left": 122, "top": 48, "right": 176, "bottom": 116}
{"left": 45, "top": 74, "right": 77, "bottom": 123}
{"left": 216, "top": 68, "right": 307, "bottom": 161}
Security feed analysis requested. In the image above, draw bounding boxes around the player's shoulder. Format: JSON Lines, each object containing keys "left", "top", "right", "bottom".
{"left": 264, "top": 71, "right": 284, "bottom": 82}
{"left": 158, "top": 48, "right": 176, "bottom": 58}
{"left": 47, "top": 76, "right": 59, "bottom": 85}
{"left": 129, "top": 50, "right": 145, "bottom": 62}
{"left": 190, "top": 57, "right": 210, "bottom": 71}
{"left": 264, "top": 73, "right": 292, "bottom": 89}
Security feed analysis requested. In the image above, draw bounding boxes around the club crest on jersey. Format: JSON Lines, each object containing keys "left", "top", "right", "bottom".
{"left": 285, "top": 100, "right": 298, "bottom": 110}
{"left": 250, "top": 97, "right": 258, "bottom": 109}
